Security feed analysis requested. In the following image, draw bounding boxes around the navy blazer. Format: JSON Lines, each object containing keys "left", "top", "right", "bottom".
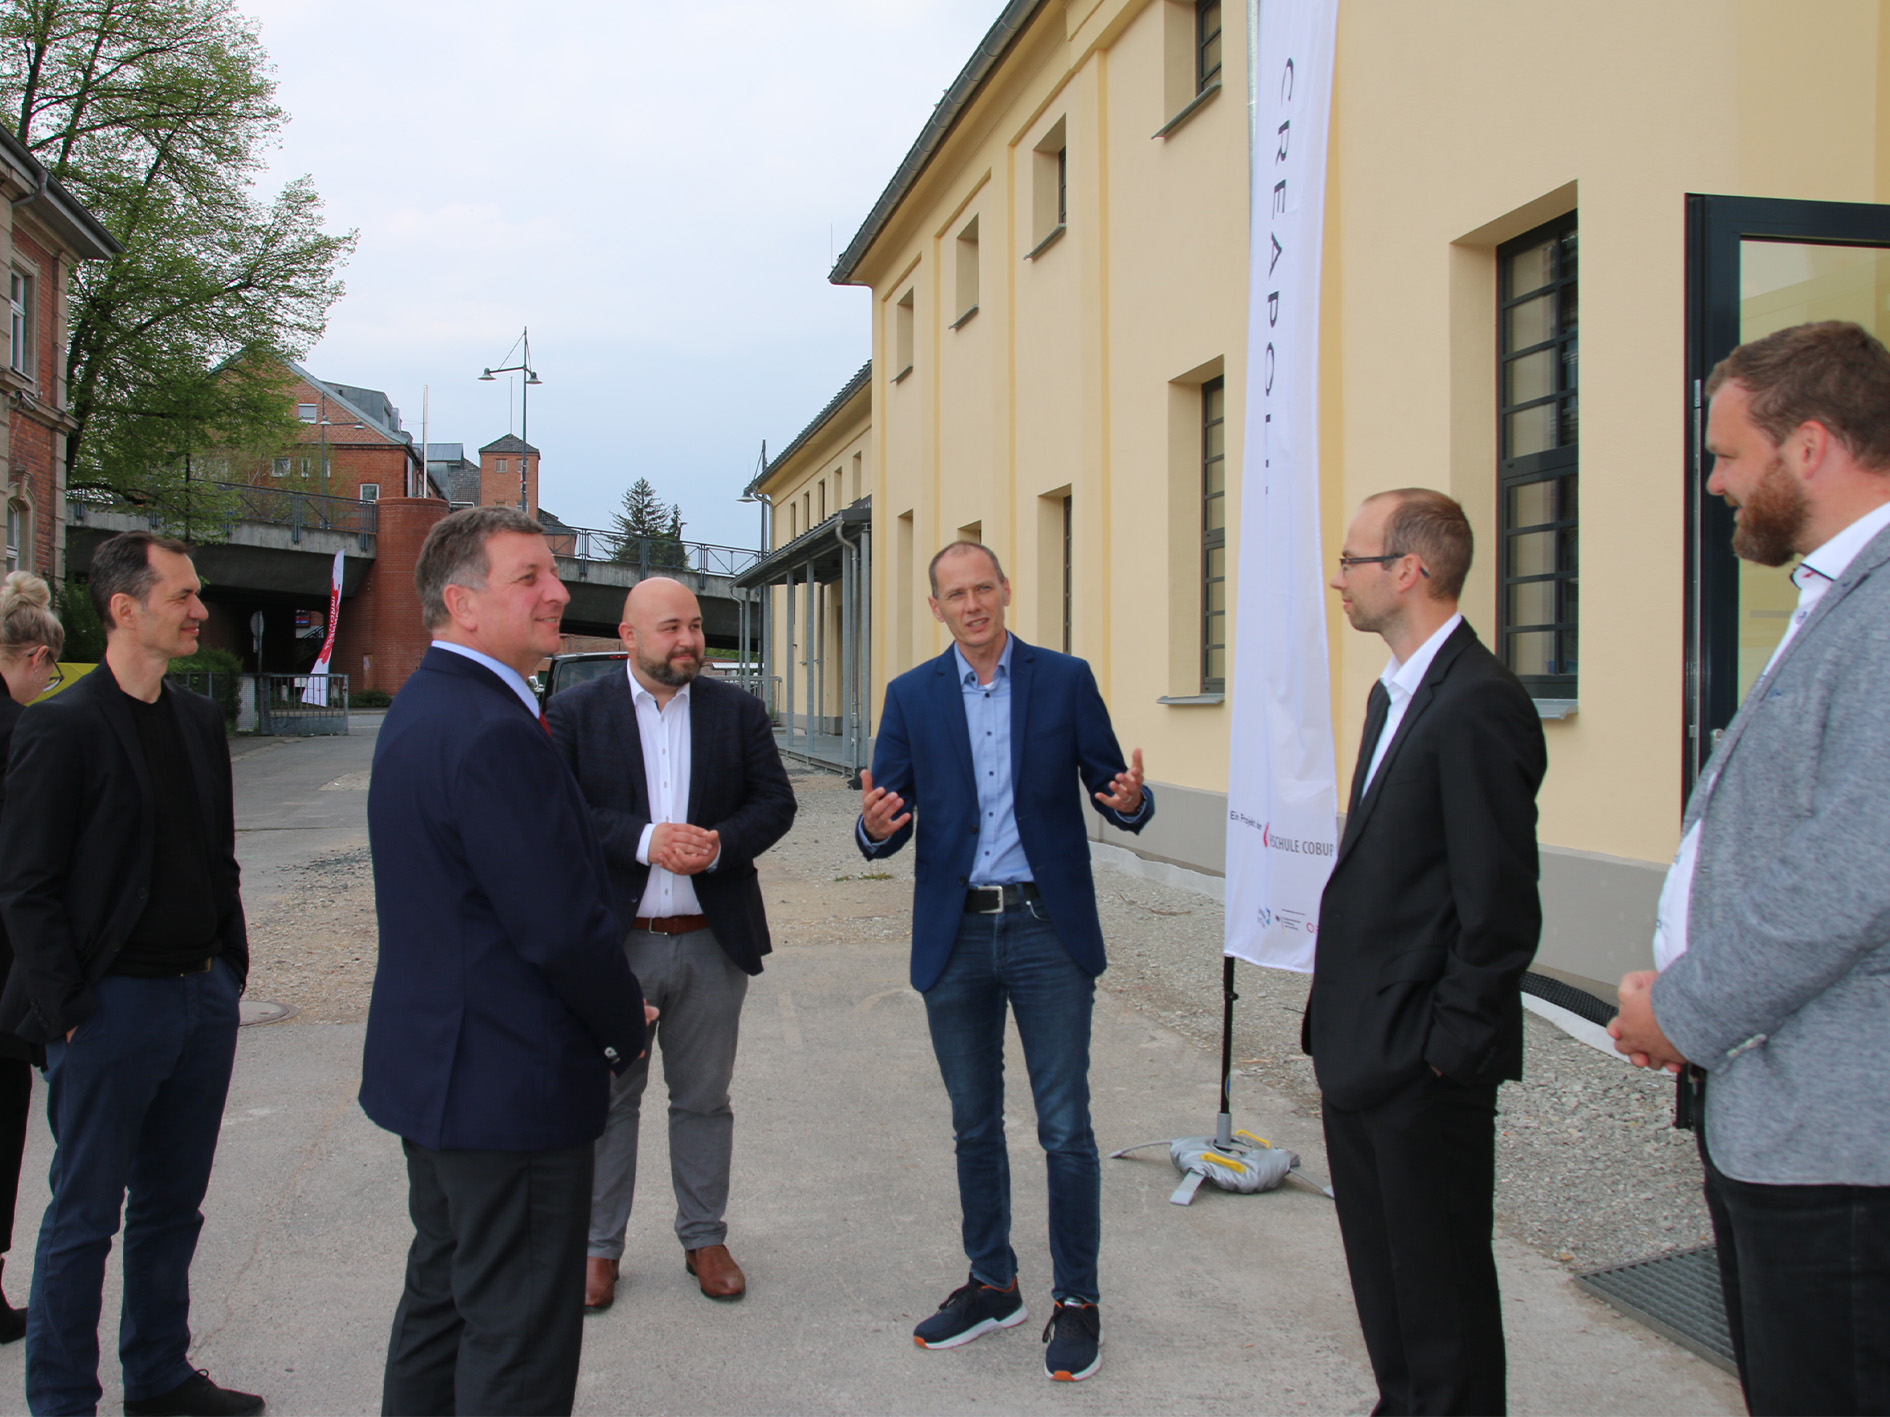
{"left": 0, "top": 666, "right": 246, "bottom": 1045}
{"left": 545, "top": 668, "right": 796, "bottom": 975}
{"left": 360, "top": 647, "right": 647, "bottom": 1152}
{"left": 1303, "top": 622, "right": 1546, "bottom": 1110}
{"left": 860, "top": 636, "right": 1153, "bottom": 992}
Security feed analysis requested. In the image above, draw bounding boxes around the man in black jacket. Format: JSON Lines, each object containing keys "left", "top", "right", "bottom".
{"left": 0, "top": 531, "right": 262, "bottom": 1417}
{"left": 1306, "top": 490, "right": 1546, "bottom": 1416}
{"left": 546, "top": 577, "right": 795, "bottom": 1309}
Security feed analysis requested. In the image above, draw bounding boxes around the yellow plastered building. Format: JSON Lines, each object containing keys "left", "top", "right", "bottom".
{"left": 767, "top": 0, "right": 1890, "bottom": 992}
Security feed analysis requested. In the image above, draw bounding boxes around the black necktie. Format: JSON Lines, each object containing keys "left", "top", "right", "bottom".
{"left": 1350, "top": 681, "right": 1390, "bottom": 815}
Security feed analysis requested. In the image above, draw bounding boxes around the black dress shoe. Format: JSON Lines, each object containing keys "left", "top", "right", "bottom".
{"left": 123, "top": 1370, "right": 265, "bottom": 1416}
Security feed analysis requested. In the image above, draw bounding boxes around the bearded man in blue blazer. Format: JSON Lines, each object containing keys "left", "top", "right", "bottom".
{"left": 857, "top": 540, "right": 1150, "bottom": 1385}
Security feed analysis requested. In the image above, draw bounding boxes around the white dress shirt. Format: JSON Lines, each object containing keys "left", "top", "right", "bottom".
{"left": 431, "top": 640, "right": 539, "bottom": 718}
{"left": 1362, "top": 613, "right": 1463, "bottom": 794}
{"left": 629, "top": 666, "right": 707, "bottom": 918}
{"left": 1653, "top": 498, "right": 1890, "bottom": 971}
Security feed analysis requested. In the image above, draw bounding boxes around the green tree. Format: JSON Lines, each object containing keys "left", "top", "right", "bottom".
{"left": 1, "top": 0, "right": 355, "bottom": 508}
{"left": 610, "top": 477, "right": 687, "bottom": 569}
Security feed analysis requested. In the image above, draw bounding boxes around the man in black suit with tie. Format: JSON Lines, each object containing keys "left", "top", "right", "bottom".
{"left": 0, "top": 531, "right": 262, "bottom": 1416}
{"left": 1306, "top": 489, "right": 1547, "bottom": 1416}
{"left": 545, "top": 576, "right": 795, "bottom": 1310}
{"left": 362, "top": 507, "right": 651, "bottom": 1417}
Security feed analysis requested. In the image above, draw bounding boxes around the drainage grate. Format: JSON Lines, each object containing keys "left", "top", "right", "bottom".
{"left": 1521, "top": 971, "right": 1615, "bottom": 1027}
{"left": 1574, "top": 1245, "right": 1735, "bottom": 1374}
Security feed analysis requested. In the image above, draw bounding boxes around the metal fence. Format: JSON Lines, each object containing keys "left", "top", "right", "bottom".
{"left": 542, "top": 526, "right": 759, "bottom": 578}
{"left": 256, "top": 674, "right": 350, "bottom": 735}
{"left": 68, "top": 480, "right": 378, "bottom": 552}
{"left": 165, "top": 670, "right": 241, "bottom": 722}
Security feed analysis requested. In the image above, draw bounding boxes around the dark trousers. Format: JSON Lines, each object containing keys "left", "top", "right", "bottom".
{"left": 1323, "top": 1073, "right": 1506, "bottom": 1416}
{"left": 25, "top": 962, "right": 240, "bottom": 1416}
{"left": 384, "top": 1139, "right": 593, "bottom": 1417}
{"left": 1700, "top": 1125, "right": 1890, "bottom": 1415}
{"left": 922, "top": 901, "right": 1100, "bottom": 1303}
{"left": 0, "top": 1057, "right": 33, "bottom": 1258}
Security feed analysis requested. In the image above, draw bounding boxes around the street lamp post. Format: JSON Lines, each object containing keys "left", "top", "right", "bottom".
{"left": 479, "top": 328, "right": 542, "bottom": 514}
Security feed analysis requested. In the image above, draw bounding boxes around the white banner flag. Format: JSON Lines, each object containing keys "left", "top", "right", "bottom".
{"left": 1223, "top": 0, "right": 1340, "bottom": 972}
{"left": 302, "top": 549, "right": 344, "bottom": 707}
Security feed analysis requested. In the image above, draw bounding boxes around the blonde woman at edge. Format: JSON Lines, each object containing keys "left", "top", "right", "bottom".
{"left": 0, "top": 569, "right": 64, "bottom": 1340}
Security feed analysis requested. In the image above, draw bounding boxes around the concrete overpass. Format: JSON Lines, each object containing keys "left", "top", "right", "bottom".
{"left": 65, "top": 484, "right": 761, "bottom": 674}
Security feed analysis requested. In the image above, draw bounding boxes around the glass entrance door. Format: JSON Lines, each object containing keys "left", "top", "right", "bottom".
{"left": 1683, "top": 197, "right": 1890, "bottom": 794}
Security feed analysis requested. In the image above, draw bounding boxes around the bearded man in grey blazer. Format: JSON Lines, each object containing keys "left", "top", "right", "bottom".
{"left": 1612, "top": 319, "right": 1890, "bottom": 1417}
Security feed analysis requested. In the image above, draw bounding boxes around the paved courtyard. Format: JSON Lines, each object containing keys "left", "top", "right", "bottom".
{"left": 0, "top": 721, "right": 1741, "bottom": 1414}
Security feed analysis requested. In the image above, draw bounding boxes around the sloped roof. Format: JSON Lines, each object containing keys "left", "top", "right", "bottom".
{"left": 745, "top": 361, "right": 871, "bottom": 497}
{"left": 479, "top": 434, "right": 540, "bottom": 455}
{"left": 829, "top": 0, "right": 1047, "bottom": 285}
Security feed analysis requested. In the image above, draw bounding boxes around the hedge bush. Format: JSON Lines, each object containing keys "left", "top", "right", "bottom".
{"left": 167, "top": 647, "right": 244, "bottom": 723}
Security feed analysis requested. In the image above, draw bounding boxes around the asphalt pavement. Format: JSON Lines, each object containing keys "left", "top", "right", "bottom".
{"left": 0, "top": 725, "right": 1741, "bottom": 1415}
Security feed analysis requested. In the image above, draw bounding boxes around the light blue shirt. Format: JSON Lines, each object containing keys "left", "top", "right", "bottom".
{"left": 958, "top": 637, "right": 1031, "bottom": 886}
{"left": 432, "top": 640, "right": 539, "bottom": 719}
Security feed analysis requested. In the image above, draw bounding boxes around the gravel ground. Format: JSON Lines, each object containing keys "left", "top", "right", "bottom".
{"left": 246, "top": 763, "right": 1710, "bottom": 1274}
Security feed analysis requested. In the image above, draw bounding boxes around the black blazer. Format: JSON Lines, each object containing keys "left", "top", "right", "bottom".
{"left": 360, "top": 648, "right": 647, "bottom": 1152}
{"left": 0, "top": 665, "right": 246, "bottom": 1045}
{"left": 546, "top": 669, "right": 796, "bottom": 976}
{"left": 0, "top": 694, "right": 40, "bottom": 1063}
{"left": 1303, "top": 621, "right": 1547, "bottom": 1111}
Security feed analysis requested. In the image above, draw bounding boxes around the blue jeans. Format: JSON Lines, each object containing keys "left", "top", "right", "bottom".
{"left": 922, "top": 901, "right": 1100, "bottom": 1304}
{"left": 26, "top": 960, "right": 240, "bottom": 1416}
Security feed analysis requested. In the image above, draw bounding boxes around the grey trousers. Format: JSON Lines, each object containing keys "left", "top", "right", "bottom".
{"left": 588, "top": 925, "right": 748, "bottom": 1258}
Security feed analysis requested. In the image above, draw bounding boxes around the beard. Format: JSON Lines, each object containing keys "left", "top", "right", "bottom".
{"left": 1729, "top": 453, "right": 1809, "bottom": 567}
{"left": 637, "top": 645, "right": 702, "bottom": 687}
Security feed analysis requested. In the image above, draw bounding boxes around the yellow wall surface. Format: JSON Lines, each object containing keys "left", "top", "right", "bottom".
{"left": 856, "top": 0, "right": 1251, "bottom": 799}
{"left": 756, "top": 386, "right": 871, "bottom": 724}
{"left": 833, "top": 0, "right": 1890, "bottom": 874}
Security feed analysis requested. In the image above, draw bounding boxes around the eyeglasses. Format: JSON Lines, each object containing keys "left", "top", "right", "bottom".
{"left": 38, "top": 650, "right": 62, "bottom": 693}
{"left": 1336, "top": 552, "right": 1430, "bottom": 578}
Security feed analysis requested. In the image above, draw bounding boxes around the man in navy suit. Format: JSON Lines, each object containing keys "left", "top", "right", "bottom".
{"left": 362, "top": 507, "right": 651, "bottom": 1417}
{"left": 546, "top": 576, "right": 795, "bottom": 1311}
{"left": 858, "top": 540, "right": 1150, "bottom": 1384}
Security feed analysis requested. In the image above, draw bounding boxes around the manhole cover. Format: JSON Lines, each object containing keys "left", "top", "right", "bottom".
{"left": 239, "top": 999, "right": 298, "bottom": 1027}
{"left": 1575, "top": 1245, "right": 1734, "bottom": 1373}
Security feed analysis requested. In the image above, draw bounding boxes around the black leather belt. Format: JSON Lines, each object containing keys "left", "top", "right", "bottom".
{"left": 964, "top": 882, "right": 1039, "bottom": 915}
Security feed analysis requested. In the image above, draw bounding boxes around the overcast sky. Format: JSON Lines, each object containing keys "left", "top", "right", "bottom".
{"left": 236, "top": 0, "right": 1000, "bottom": 548}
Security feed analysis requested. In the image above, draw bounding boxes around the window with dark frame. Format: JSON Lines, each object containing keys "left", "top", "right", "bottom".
{"left": 1196, "top": 0, "right": 1222, "bottom": 92}
{"left": 1496, "top": 213, "right": 1579, "bottom": 700}
{"left": 1201, "top": 376, "right": 1227, "bottom": 693}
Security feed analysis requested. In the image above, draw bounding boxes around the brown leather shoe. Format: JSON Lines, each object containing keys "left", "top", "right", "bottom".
{"left": 683, "top": 1244, "right": 746, "bottom": 1301}
{"left": 584, "top": 1257, "right": 620, "bottom": 1313}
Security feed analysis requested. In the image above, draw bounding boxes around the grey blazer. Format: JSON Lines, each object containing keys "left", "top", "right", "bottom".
{"left": 1654, "top": 520, "right": 1890, "bottom": 1186}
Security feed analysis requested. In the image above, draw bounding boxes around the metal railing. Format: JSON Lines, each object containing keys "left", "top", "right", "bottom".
{"left": 256, "top": 673, "right": 350, "bottom": 735}
{"left": 542, "top": 526, "right": 760, "bottom": 579}
{"left": 69, "top": 480, "right": 378, "bottom": 552}
{"left": 165, "top": 670, "right": 240, "bottom": 723}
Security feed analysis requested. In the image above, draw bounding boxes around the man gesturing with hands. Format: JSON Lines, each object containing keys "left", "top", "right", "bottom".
{"left": 858, "top": 540, "right": 1151, "bottom": 1385}
{"left": 547, "top": 577, "right": 796, "bottom": 1310}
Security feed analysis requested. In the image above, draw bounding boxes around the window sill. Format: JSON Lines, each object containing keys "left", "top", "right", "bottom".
{"left": 949, "top": 304, "right": 980, "bottom": 331}
{"left": 1534, "top": 698, "right": 1579, "bottom": 720}
{"left": 891, "top": 363, "right": 914, "bottom": 384}
{"left": 1157, "top": 692, "right": 1225, "bottom": 706}
{"left": 1153, "top": 80, "right": 1222, "bottom": 140}
{"left": 1023, "top": 224, "right": 1066, "bottom": 261}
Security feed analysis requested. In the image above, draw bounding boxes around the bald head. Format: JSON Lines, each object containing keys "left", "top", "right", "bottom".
{"left": 620, "top": 576, "right": 706, "bottom": 694}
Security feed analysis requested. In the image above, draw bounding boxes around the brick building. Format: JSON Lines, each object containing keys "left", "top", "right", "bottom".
{"left": 0, "top": 126, "right": 119, "bottom": 583}
{"left": 476, "top": 433, "right": 539, "bottom": 515}
{"left": 243, "top": 361, "right": 433, "bottom": 503}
